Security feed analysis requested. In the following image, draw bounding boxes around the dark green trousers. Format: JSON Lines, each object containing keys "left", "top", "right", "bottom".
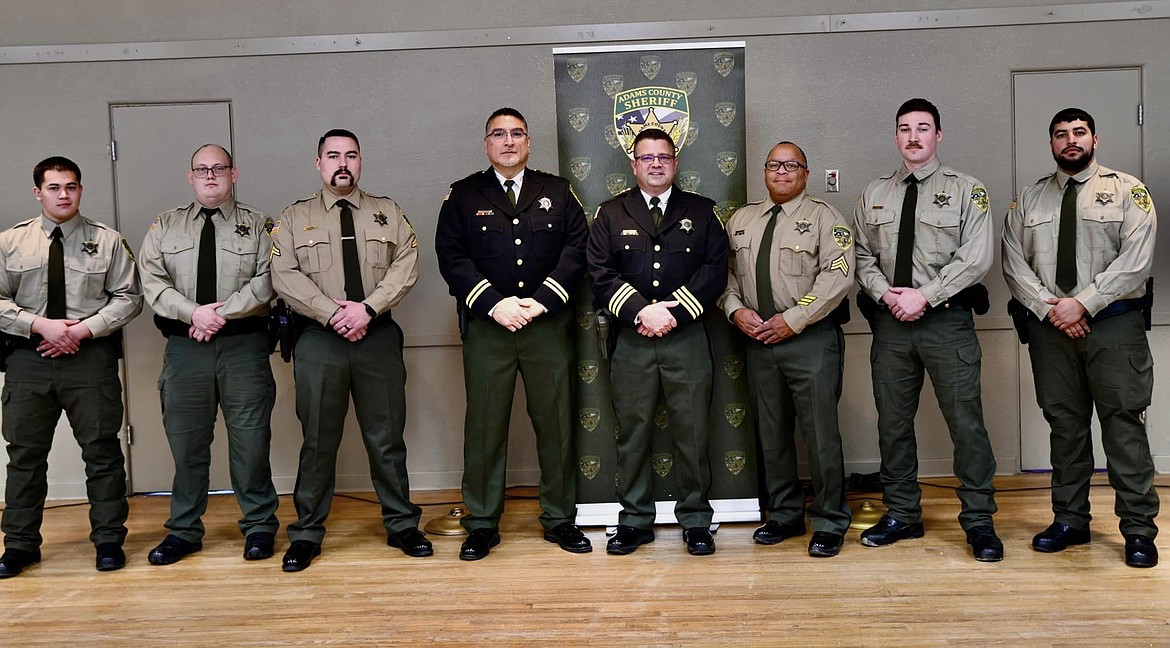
{"left": 1025, "top": 310, "right": 1158, "bottom": 538}
{"left": 869, "top": 307, "right": 997, "bottom": 529}
{"left": 745, "top": 320, "right": 850, "bottom": 535}
{"left": 287, "top": 320, "right": 420, "bottom": 544}
{"left": 610, "top": 322, "right": 713, "bottom": 530}
{"left": 158, "top": 330, "right": 278, "bottom": 542}
{"left": 460, "top": 309, "right": 576, "bottom": 532}
{"left": 2, "top": 339, "right": 128, "bottom": 551}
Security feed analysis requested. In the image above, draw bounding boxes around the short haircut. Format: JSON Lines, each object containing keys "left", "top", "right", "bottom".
{"left": 190, "top": 144, "right": 233, "bottom": 168}
{"left": 317, "top": 129, "right": 360, "bottom": 157}
{"left": 632, "top": 128, "right": 676, "bottom": 153}
{"left": 896, "top": 98, "right": 941, "bottom": 131}
{"left": 1049, "top": 108, "right": 1096, "bottom": 136}
{"left": 34, "top": 156, "right": 81, "bottom": 187}
{"left": 485, "top": 107, "right": 528, "bottom": 133}
{"left": 774, "top": 140, "right": 808, "bottom": 166}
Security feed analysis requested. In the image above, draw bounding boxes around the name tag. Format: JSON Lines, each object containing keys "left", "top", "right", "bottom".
{"left": 621, "top": 229, "right": 639, "bottom": 236}
{"left": 476, "top": 210, "right": 494, "bottom": 216}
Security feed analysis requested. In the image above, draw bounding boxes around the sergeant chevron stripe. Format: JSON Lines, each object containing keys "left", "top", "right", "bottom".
{"left": 830, "top": 256, "right": 849, "bottom": 276}
{"left": 797, "top": 294, "right": 817, "bottom": 306}
{"left": 672, "top": 286, "right": 703, "bottom": 319}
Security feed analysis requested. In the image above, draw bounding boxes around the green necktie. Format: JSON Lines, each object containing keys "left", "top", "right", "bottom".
{"left": 892, "top": 173, "right": 918, "bottom": 287}
{"left": 650, "top": 196, "right": 663, "bottom": 230}
{"left": 504, "top": 179, "right": 517, "bottom": 207}
{"left": 338, "top": 199, "right": 364, "bottom": 302}
{"left": 755, "top": 205, "right": 782, "bottom": 319}
{"left": 1056, "top": 178, "right": 1080, "bottom": 293}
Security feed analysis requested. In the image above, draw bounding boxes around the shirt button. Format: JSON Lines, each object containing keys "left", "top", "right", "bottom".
{"left": 308, "top": 239, "right": 314, "bottom": 244}
{"left": 654, "top": 245, "right": 661, "bottom": 251}
{"left": 547, "top": 223, "right": 553, "bottom": 228}
{"left": 515, "top": 238, "right": 522, "bottom": 245}
{"left": 651, "top": 299, "right": 658, "bottom": 304}
{"left": 624, "top": 244, "right": 630, "bottom": 250}
{"left": 794, "top": 245, "right": 800, "bottom": 251}
{"left": 513, "top": 219, "right": 520, "bottom": 225}
{"left": 652, "top": 280, "right": 660, "bottom": 287}
{"left": 516, "top": 259, "right": 523, "bottom": 266}
{"left": 518, "top": 281, "right": 525, "bottom": 288}
{"left": 482, "top": 226, "right": 488, "bottom": 232}
{"left": 653, "top": 262, "right": 661, "bottom": 269}
{"left": 686, "top": 247, "right": 691, "bottom": 252}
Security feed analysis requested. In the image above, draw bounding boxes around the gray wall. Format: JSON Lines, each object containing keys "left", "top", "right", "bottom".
{"left": 2, "top": 1, "right": 1168, "bottom": 499}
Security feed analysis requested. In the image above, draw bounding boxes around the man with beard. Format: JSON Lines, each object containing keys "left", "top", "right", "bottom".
{"left": 138, "top": 144, "right": 280, "bottom": 565}
{"left": 853, "top": 98, "right": 1002, "bottom": 562}
{"left": 588, "top": 128, "right": 728, "bottom": 556}
{"left": 1002, "top": 108, "right": 1159, "bottom": 568}
{"left": 718, "top": 141, "right": 853, "bottom": 558}
{"left": 271, "top": 129, "right": 430, "bottom": 571}
{"left": 435, "top": 107, "right": 591, "bottom": 560}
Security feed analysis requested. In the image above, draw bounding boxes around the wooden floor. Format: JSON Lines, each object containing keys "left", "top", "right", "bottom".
{"left": 2, "top": 475, "right": 1168, "bottom": 647}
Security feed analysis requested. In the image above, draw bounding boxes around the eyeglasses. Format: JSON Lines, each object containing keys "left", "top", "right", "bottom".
{"left": 486, "top": 129, "right": 528, "bottom": 141}
{"left": 764, "top": 160, "right": 807, "bottom": 173}
{"left": 635, "top": 154, "right": 676, "bottom": 165}
{"left": 191, "top": 165, "right": 231, "bottom": 179}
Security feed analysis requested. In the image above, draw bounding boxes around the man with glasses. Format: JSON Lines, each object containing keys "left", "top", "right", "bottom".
{"left": 137, "top": 144, "right": 280, "bottom": 565}
{"left": 1002, "top": 108, "right": 1159, "bottom": 568}
{"left": 588, "top": 128, "right": 728, "bottom": 556}
{"left": 271, "top": 129, "right": 430, "bottom": 571}
{"left": 853, "top": 98, "right": 1002, "bottom": 562}
{"left": 435, "top": 107, "right": 590, "bottom": 560}
{"left": 0, "top": 156, "right": 142, "bottom": 578}
{"left": 717, "top": 141, "right": 854, "bottom": 557}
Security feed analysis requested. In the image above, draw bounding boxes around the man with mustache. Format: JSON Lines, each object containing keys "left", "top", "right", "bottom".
{"left": 271, "top": 129, "right": 430, "bottom": 571}
{"left": 0, "top": 156, "right": 142, "bottom": 578}
{"left": 853, "top": 98, "right": 1002, "bottom": 562}
{"left": 1002, "top": 108, "right": 1159, "bottom": 568}
{"left": 138, "top": 144, "right": 280, "bottom": 565}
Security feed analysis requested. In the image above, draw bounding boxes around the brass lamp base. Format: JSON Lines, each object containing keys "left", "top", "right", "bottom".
{"left": 424, "top": 506, "right": 469, "bottom": 536}
{"left": 849, "top": 499, "right": 887, "bottom": 531}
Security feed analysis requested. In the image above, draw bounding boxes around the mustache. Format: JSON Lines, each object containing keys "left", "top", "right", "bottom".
{"left": 1062, "top": 146, "right": 1084, "bottom": 154}
{"left": 904, "top": 143, "right": 923, "bottom": 149}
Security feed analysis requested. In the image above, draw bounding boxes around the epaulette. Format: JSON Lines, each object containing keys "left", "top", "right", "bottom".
{"left": 289, "top": 193, "right": 318, "bottom": 206}
{"left": 362, "top": 190, "right": 392, "bottom": 200}
{"left": 806, "top": 195, "right": 829, "bottom": 206}
{"left": 741, "top": 199, "right": 766, "bottom": 207}
{"left": 878, "top": 169, "right": 898, "bottom": 181}
{"left": 89, "top": 219, "right": 112, "bottom": 231}
{"left": 12, "top": 218, "right": 35, "bottom": 229}
{"left": 1034, "top": 173, "right": 1055, "bottom": 186}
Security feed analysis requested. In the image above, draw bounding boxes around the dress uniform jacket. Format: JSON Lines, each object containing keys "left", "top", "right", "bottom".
{"left": 719, "top": 192, "right": 854, "bottom": 330}
{"left": 854, "top": 157, "right": 992, "bottom": 302}
{"left": 588, "top": 188, "right": 727, "bottom": 326}
{"left": 436, "top": 168, "right": 586, "bottom": 317}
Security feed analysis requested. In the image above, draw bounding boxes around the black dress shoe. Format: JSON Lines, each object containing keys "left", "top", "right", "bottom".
{"left": 683, "top": 527, "right": 716, "bottom": 556}
{"left": 459, "top": 528, "right": 501, "bottom": 561}
{"left": 752, "top": 519, "right": 807, "bottom": 545}
{"left": 1031, "top": 522, "right": 1091, "bottom": 553}
{"left": 606, "top": 525, "right": 655, "bottom": 555}
{"left": 860, "top": 515, "right": 925, "bottom": 547}
{"left": 1124, "top": 534, "right": 1158, "bottom": 568}
{"left": 147, "top": 534, "right": 203, "bottom": 566}
{"left": 807, "top": 531, "right": 844, "bottom": 558}
{"left": 0, "top": 548, "right": 41, "bottom": 579}
{"left": 282, "top": 540, "right": 321, "bottom": 572}
{"left": 543, "top": 522, "right": 593, "bottom": 554}
{"left": 95, "top": 543, "right": 126, "bottom": 572}
{"left": 965, "top": 525, "right": 1004, "bottom": 562}
{"left": 243, "top": 532, "right": 276, "bottom": 561}
{"left": 387, "top": 528, "right": 434, "bottom": 558}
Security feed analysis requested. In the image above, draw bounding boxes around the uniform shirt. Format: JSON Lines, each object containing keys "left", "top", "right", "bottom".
{"left": 436, "top": 167, "right": 587, "bottom": 318}
{"left": 854, "top": 157, "right": 992, "bottom": 307}
{"left": 270, "top": 185, "right": 418, "bottom": 324}
{"left": 587, "top": 186, "right": 728, "bottom": 327}
{"left": 0, "top": 213, "right": 142, "bottom": 338}
{"left": 138, "top": 198, "right": 275, "bottom": 322}
{"left": 718, "top": 192, "right": 854, "bottom": 333}
{"left": 1002, "top": 160, "right": 1155, "bottom": 318}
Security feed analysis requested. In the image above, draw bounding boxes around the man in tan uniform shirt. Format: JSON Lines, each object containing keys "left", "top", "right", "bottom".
{"left": 270, "top": 129, "right": 430, "bottom": 571}
{"left": 0, "top": 156, "right": 142, "bottom": 578}
{"left": 718, "top": 141, "right": 854, "bottom": 557}
{"left": 138, "top": 144, "right": 280, "bottom": 565}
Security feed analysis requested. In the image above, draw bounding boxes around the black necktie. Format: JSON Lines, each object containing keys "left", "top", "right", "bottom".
{"left": 892, "top": 174, "right": 919, "bottom": 287}
{"left": 755, "top": 205, "right": 782, "bottom": 320}
{"left": 338, "top": 199, "right": 364, "bottom": 302}
{"left": 504, "top": 179, "right": 517, "bottom": 207}
{"left": 47, "top": 226, "right": 66, "bottom": 319}
{"left": 650, "top": 196, "right": 663, "bottom": 230}
{"left": 196, "top": 208, "right": 218, "bottom": 304}
{"left": 1056, "top": 178, "right": 1080, "bottom": 293}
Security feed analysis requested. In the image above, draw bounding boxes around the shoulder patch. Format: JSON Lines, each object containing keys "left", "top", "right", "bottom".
{"left": 1131, "top": 186, "right": 1153, "bottom": 213}
{"left": 832, "top": 225, "right": 853, "bottom": 251}
{"left": 971, "top": 185, "right": 989, "bottom": 214}
{"left": 264, "top": 217, "right": 275, "bottom": 233}
{"left": 120, "top": 238, "right": 136, "bottom": 262}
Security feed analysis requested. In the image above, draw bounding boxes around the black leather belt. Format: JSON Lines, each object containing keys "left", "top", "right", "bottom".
{"left": 154, "top": 315, "right": 268, "bottom": 338}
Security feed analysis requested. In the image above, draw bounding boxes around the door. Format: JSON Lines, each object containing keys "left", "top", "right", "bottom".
{"left": 110, "top": 102, "right": 234, "bottom": 492}
{"left": 1011, "top": 68, "right": 1143, "bottom": 470}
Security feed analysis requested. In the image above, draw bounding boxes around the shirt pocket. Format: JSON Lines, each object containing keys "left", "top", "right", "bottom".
{"left": 666, "top": 237, "right": 699, "bottom": 280}
{"left": 222, "top": 235, "right": 258, "bottom": 280}
{"left": 864, "top": 207, "right": 897, "bottom": 252}
{"left": 294, "top": 232, "right": 333, "bottom": 274}
{"left": 1022, "top": 211, "right": 1056, "bottom": 258}
{"left": 469, "top": 217, "right": 506, "bottom": 259}
{"left": 1082, "top": 206, "right": 1124, "bottom": 256}
{"left": 919, "top": 207, "right": 962, "bottom": 264}
{"left": 160, "top": 235, "right": 196, "bottom": 278}
{"left": 531, "top": 217, "right": 566, "bottom": 258}
{"left": 363, "top": 233, "right": 396, "bottom": 269}
{"left": 613, "top": 233, "right": 647, "bottom": 275}
{"left": 65, "top": 254, "right": 111, "bottom": 302}
{"left": 730, "top": 236, "right": 752, "bottom": 277}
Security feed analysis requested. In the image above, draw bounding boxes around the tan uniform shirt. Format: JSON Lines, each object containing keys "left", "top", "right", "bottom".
{"left": 853, "top": 157, "right": 992, "bottom": 306}
{"left": 270, "top": 186, "right": 418, "bottom": 323}
{"left": 718, "top": 192, "right": 855, "bottom": 333}
{"left": 138, "top": 198, "right": 275, "bottom": 322}
{"left": 0, "top": 214, "right": 142, "bottom": 338}
{"left": 1001, "top": 161, "right": 1155, "bottom": 318}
